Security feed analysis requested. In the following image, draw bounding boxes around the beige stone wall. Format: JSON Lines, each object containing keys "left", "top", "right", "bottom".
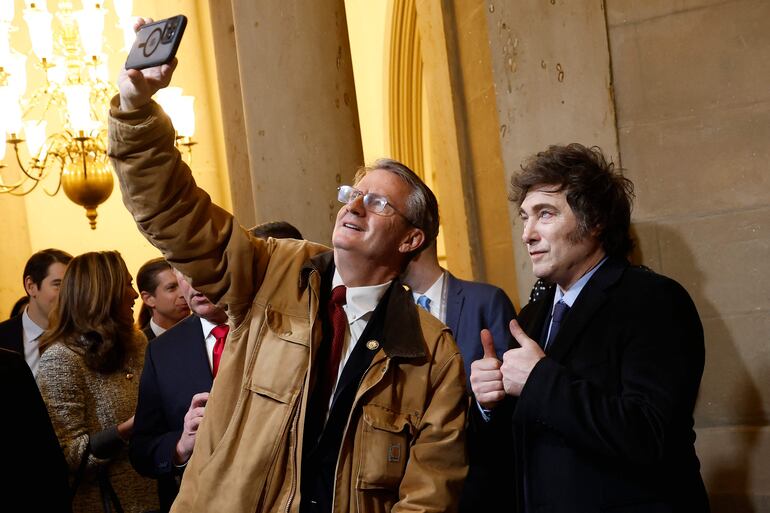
{"left": 607, "top": 1, "right": 770, "bottom": 510}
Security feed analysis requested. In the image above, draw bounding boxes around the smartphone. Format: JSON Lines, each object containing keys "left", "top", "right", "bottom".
{"left": 125, "top": 15, "right": 187, "bottom": 70}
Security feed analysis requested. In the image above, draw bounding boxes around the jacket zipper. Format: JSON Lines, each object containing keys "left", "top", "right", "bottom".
{"left": 284, "top": 390, "right": 302, "bottom": 513}
{"left": 329, "top": 356, "right": 389, "bottom": 512}
{"left": 286, "top": 269, "right": 320, "bottom": 513}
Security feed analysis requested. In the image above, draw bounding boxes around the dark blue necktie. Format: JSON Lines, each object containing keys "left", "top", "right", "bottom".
{"left": 544, "top": 300, "right": 570, "bottom": 350}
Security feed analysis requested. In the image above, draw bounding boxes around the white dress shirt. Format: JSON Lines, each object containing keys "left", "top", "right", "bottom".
{"left": 411, "top": 270, "right": 447, "bottom": 323}
{"left": 149, "top": 318, "right": 167, "bottom": 338}
{"left": 330, "top": 269, "right": 391, "bottom": 397}
{"left": 199, "top": 316, "right": 221, "bottom": 372}
{"left": 21, "top": 307, "right": 44, "bottom": 377}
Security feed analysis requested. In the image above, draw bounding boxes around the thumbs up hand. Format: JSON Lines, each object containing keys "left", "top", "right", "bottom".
{"left": 500, "top": 319, "right": 545, "bottom": 397}
{"left": 470, "top": 329, "right": 506, "bottom": 410}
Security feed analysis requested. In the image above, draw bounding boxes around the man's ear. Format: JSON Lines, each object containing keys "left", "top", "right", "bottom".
{"left": 23, "top": 276, "right": 37, "bottom": 297}
{"left": 398, "top": 227, "right": 425, "bottom": 255}
{"left": 141, "top": 291, "right": 156, "bottom": 308}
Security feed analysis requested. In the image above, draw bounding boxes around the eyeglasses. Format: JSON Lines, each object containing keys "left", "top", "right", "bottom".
{"left": 337, "top": 185, "right": 414, "bottom": 225}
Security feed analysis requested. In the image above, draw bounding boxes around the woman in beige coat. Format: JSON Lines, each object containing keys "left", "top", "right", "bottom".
{"left": 37, "top": 251, "right": 158, "bottom": 513}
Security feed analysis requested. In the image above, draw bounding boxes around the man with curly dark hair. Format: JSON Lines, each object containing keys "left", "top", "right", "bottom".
{"left": 471, "top": 143, "right": 709, "bottom": 513}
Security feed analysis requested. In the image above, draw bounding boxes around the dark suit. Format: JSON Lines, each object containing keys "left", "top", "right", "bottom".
{"left": 442, "top": 273, "right": 518, "bottom": 513}
{"left": 510, "top": 257, "right": 709, "bottom": 512}
{"left": 130, "top": 315, "right": 213, "bottom": 512}
{"left": 0, "top": 314, "right": 24, "bottom": 354}
{"left": 0, "top": 348, "right": 72, "bottom": 513}
{"left": 444, "top": 273, "right": 516, "bottom": 382}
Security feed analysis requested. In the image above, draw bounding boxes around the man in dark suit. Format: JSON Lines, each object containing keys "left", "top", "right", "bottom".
{"left": 471, "top": 143, "right": 709, "bottom": 513}
{"left": 1, "top": 347, "right": 71, "bottom": 512}
{"left": 136, "top": 258, "right": 190, "bottom": 341}
{"left": 403, "top": 241, "right": 516, "bottom": 382}
{"left": 131, "top": 270, "right": 228, "bottom": 512}
{"left": 403, "top": 242, "right": 516, "bottom": 513}
{"left": 0, "top": 249, "right": 72, "bottom": 376}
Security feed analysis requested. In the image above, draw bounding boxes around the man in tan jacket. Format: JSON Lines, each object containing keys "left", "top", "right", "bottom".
{"left": 108, "top": 20, "right": 468, "bottom": 513}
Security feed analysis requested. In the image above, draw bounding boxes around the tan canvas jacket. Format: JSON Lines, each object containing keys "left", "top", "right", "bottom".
{"left": 108, "top": 99, "right": 469, "bottom": 513}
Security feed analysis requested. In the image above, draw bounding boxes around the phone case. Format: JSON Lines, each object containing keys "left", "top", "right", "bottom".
{"left": 125, "top": 15, "right": 188, "bottom": 70}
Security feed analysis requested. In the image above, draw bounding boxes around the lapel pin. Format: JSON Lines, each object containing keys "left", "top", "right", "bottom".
{"left": 366, "top": 339, "right": 380, "bottom": 351}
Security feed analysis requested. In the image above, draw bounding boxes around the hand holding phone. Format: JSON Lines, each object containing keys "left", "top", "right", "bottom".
{"left": 118, "top": 17, "right": 182, "bottom": 111}
{"left": 125, "top": 15, "right": 187, "bottom": 70}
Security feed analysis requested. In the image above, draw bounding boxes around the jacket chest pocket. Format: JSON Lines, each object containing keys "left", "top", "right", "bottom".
{"left": 246, "top": 307, "right": 310, "bottom": 404}
{"left": 357, "top": 404, "right": 414, "bottom": 490}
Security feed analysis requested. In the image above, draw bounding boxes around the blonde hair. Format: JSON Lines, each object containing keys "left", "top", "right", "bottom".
{"left": 40, "top": 251, "right": 138, "bottom": 373}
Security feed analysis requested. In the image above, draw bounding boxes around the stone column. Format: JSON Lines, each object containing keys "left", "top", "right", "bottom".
{"left": 208, "top": 0, "right": 364, "bottom": 243}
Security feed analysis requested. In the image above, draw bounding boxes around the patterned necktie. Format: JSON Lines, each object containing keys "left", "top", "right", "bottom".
{"left": 211, "top": 324, "right": 229, "bottom": 377}
{"left": 416, "top": 295, "right": 431, "bottom": 313}
{"left": 544, "top": 301, "right": 569, "bottom": 350}
{"left": 320, "top": 285, "right": 347, "bottom": 409}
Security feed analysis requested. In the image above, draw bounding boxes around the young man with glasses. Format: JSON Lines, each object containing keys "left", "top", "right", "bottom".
{"left": 108, "top": 23, "right": 468, "bottom": 513}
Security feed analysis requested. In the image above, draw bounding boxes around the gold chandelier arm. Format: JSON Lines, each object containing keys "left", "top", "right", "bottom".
{"left": 38, "top": 150, "right": 64, "bottom": 196}
{"left": 8, "top": 141, "right": 49, "bottom": 183}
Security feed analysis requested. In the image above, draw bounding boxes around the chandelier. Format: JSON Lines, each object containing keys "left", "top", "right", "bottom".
{"left": 0, "top": 1, "right": 197, "bottom": 229}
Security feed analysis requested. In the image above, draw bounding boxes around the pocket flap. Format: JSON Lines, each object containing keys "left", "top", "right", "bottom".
{"left": 363, "top": 405, "right": 413, "bottom": 435}
{"left": 247, "top": 307, "right": 310, "bottom": 404}
{"left": 266, "top": 306, "right": 310, "bottom": 346}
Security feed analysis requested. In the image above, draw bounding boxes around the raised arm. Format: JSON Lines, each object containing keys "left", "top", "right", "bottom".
{"left": 108, "top": 19, "right": 271, "bottom": 322}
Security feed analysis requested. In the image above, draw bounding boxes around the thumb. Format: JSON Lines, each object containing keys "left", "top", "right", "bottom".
{"left": 509, "top": 319, "right": 539, "bottom": 349}
{"left": 126, "top": 68, "right": 144, "bottom": 84}
{"left": 480, "top": 329, "right": 498, "bottom": 359}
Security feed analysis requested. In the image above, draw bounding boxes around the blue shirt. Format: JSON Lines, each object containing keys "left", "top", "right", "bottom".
{"left": 544, "top": 256, "right": 608, "bottom": 343}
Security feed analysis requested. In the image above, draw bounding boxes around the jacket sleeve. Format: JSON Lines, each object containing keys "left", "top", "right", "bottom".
{"left": 107, "top": 97, "right": 271, "bottom": 324}
{"left": 395, "top": 339, "right": 469, "bottom": 513}
{"left": 130, "top": 342, "right": 181, "bottom": 478}
{"left": 514, "top": 279, "right": 705, "bottom": 465}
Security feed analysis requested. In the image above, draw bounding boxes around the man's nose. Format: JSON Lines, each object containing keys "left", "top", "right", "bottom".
{"left": 347, "top": 194, "right": 365, "bottom": 216}
{"left": 521, "top": 218, "right": 536, "bottom": 244}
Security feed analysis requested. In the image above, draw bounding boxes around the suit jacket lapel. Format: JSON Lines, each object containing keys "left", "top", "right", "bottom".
{"left": 444, "top": 273, "right": 464, "bottom": 336}
{"left": 185, "top": 316, "right": 214, "bottom": 386}
{"left": 11, "top": 315, "right": 24, "bottom": 354}
{"left": 519, "top": 289, "right": 553, "bottom": 345}
{"left": 546, "top": 258, "right": 627, "bottom": 361}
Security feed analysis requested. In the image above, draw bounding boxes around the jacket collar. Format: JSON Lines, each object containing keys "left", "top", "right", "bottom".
{"left": 542, "top": 256, "right": 629, "bottom": 361}
{"left": 379, "top": 279, "right": 427, "bottom": 359}
{"left": 299, "top": 250, "right": 335, "bottom": 290}
{"left": 299, "top": 250, "right": 425, "bottom": 360}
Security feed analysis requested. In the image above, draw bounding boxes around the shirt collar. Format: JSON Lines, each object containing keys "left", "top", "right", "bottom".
{"left": 199, "top": 316, "right": 219, "bottom": 339}
{"left": 332, "top": 268, "right": 392, "bottom": 323}
{"left": 149, "top": 318, "right": 166, "bottom": 337}
{"left": 411, "top": 271, "right": 445, "bottom": 307}
{"left": 554, "top": 256, "right": 608, "bottom": 308}
{"left": 21, "top": 306, "right": 45, "bottom": 342}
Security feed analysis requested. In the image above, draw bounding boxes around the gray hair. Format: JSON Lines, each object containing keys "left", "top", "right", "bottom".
{"left": 354, "top": 158, "right": 440, "bottom": 255}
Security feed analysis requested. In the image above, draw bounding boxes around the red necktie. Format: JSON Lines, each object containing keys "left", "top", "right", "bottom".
{"left": 211, "top": 324, "right": 229, "bottom": 377}
{"left": 319, "top": 285, "right": 347, "bottom": 409}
